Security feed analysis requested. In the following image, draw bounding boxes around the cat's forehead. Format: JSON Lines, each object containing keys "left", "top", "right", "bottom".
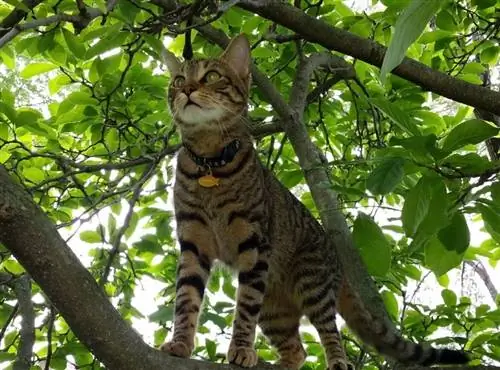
{"left": 178, "top": 59, "right": 227, "bottom": 77}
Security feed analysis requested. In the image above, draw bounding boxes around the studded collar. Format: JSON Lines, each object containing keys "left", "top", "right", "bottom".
{"left": 183, "top": 139, "right": 241, "bottom": 169}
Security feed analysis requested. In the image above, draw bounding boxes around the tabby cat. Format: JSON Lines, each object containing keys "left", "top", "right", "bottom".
{"left": 159, "top": 35, "right": 469, "bottom": 369}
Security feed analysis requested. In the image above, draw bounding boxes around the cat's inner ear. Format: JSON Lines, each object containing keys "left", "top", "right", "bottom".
{"left": 162, "top": 47, "right": 181, "bottom": 75}
{"left": 221, "top": 34, "right": 250, "bottom": 79}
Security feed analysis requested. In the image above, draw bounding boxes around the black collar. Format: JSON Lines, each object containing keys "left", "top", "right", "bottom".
{"left": 183, "top": 139, "right": 241, "bottom": 168}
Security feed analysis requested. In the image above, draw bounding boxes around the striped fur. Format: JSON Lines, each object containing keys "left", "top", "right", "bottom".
{"left": 159, "top": 35, "right": 469, "bottom": 369}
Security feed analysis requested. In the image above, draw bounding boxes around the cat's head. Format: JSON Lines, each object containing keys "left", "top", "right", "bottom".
{"left": 163, "top": 35, "right": 251, "bottom": 132}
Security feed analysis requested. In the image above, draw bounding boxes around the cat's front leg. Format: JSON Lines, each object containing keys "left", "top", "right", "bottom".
{"left": 228, "top": 234, "right": 271, "bottom": 367}
{"left": 160, "top": 240, "right": 212, "bottom": 358}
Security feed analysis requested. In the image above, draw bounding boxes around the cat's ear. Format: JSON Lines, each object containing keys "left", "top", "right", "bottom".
{"left": 161, "top": 46, "right": 181, "bottom": 74}
{"left": 221, "top": 34, "right": 250, "bottom": 78}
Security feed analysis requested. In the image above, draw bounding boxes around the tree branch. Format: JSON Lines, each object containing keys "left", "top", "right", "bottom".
{"left": 0, "top": 7, "right": 102, "bottom": 48}
{"left": 0, "top": 0, "right": 43, "bottom": 38}
{"left": 12, "top": 275, "right": 35, "bottom": 370}
{"left": 0, "top": 0, "right": 119, "bottom": 49}
{"left": 465, "top": 261, "right": 499, "bottom": 303}
{"left": 0, "top": 273, "right": 35, "bottom": 370}
{"left": 237, "top": 0, "right": 500, "bottom": 116}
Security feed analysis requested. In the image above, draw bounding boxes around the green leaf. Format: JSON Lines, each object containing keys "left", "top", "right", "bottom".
{"left": 491, "top": 182, "right": 500, "bottom": 204}
{"left": 143, "top": 34, "right": 165, "bottom": 61}
{"left": 0, "top": 102, "right": 17, "bottom": 123}
{"left": 381, "top": 290, "right": 399, "bottom": 321}
{"left": 3, "top": 0, "right": 30, "bottom": 12}
{"left": 149, "top": 306, "right": 173, "bottom": 323}
{"left": 3, "top": 258, "right": 25, "bottom": 274}
{"left": 205, "top": 339, "right": 217, "bottom": 360}
{"left": 435, "top": 10, "right": 458, "bottom": 32}
{"left": 79, "top": 230, "right": 102, "bottom": 243}
{"left": 389, "top": 134, "right": 437, "bottom": 157}
{"left": 352, "top": 213, "right": 392, "bottom": 276}
{"left": 417, "top": 178, "right": 449, "bottom": 235}
{"left": 0, "top": 124, "right": 8, "bottom": 140}
{"left": 62, "top": 28, "right": 86, "bottom": 59}
{"left": 441, "top": 289, "right": 457, "bottom": 306}
{"left": 85, "top": 32, "right": 129, "bottom": 60}
{"left": 437, "top": 212, "right": 470, "bottom": 253}
{"left": 471, "top": 0, "right": 496, "bottom": 9}
{"left": 478, "top": 204, "right": 500, "bottom": 243}
{"left": 22, "top": 167, "right": 45, "bottom": 182}
{"left": 425, "top": 236, "right": 464, "bottom": 276}
{"left": 480, "top": 46, "right": 499, "bottom": 65}
{"left": 443, "top": 153, "right": 492, "bottom": 174}
{"left": 0, "top": 352, "right": 16, "bottom": 362}
{"left": 402, "top": 176, "right": 433, "bottom": 237}
{"left": 442, "top": 119, "right": 499, "bottom": 153}
{"left": 48, "top": 74, "right": 72, "bottom": 95}
{"left": 50, "top": 357, "right": 67, "bottom": 370}
{"left": 67, "top": 91, "right": 97, "bottom": 105}
{"left": 370, "top": 98, "right": 420, "bottom": 136}
{"left": 279, "top": 169, "right": 303, "bottom": 188}
{"left": 380, "top": 0, "right": 444, "bottom": 81}
{"left": 0, "top": 45, "right": 15, "bottom": 69}
{"left": 366, "top": 157, "right": 405, "bottom": 195}
{"left": 19, "top": 62, "right": 58, "bottom": 79}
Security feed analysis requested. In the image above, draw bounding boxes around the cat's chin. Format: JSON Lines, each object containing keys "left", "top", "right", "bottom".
{"left": 177, "top": 105, "right": 226, "bottom": 126}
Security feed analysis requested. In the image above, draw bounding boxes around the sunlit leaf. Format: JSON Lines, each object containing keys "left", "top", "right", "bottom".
{"left": 20, "top": 62, "right": 58, "bottom": 79}
{"left": 380, "top": 0, "right": 444, "bottom": 81}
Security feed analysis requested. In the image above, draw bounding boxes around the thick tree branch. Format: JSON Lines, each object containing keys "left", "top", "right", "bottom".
{"left": 0, "top": 0, "right": 43, "bottom": 38}
{"left": 0, "top": 8, "right": 102, "bottom": 48}
{"left": 0, "top": 0, "right": 118, "bottom": 48}
{"left": 237, "top": 0, "right": 500, "bottom": 117}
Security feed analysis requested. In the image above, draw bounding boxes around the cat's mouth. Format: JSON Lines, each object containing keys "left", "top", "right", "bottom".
{"left": 185, "top": 98, "right": 201, "bottom": 108}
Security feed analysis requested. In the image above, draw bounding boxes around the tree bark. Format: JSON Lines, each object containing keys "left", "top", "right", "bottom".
{"left": 0, "top": 0, "right": 44, "bottom": 38}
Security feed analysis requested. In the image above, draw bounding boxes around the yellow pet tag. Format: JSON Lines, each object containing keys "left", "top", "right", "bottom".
{"left": 198, "top": 175, "right": 220, "bottom": 188}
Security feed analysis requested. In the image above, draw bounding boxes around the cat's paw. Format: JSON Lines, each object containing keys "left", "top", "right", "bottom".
{"left": 328, "top": 359, "right": 354, "bottom": 370}
{"left": 159, "top": 341, "right": 191, "bottom": 358}
{"left": 227, "top": 346, "right": 258, "bottom": 367}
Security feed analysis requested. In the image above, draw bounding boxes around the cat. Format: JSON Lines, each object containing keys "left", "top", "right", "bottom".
{"left": 158, "top": 34, "right": 469, "bottom": 369}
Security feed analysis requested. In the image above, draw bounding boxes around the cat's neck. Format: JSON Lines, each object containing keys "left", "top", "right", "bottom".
{"left": 180, "top": 125, "right": 252, "bottom": 158}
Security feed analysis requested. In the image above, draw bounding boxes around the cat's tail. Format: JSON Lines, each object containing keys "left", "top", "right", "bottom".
{"left": 336, "top": 279, "right": 470, "bottom": 365}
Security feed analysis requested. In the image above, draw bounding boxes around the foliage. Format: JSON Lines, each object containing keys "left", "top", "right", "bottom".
{"left": 0, "top": 0, "right": 499, "bottom": 369}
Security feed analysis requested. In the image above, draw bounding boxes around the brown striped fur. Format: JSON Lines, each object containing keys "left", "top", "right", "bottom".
{"left": 159, "top": 35, "right": 469, "bottom": 369}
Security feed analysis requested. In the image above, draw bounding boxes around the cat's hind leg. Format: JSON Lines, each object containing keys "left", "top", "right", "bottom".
{"left": 300, "top": 276, "right": 353, "bottom": 370}
{"left": 259, "top": 309, "right": 306, "bottom": 370}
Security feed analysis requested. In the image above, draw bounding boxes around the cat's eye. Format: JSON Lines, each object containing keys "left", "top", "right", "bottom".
{"left": 204, "top": 71, "right": 221, "bottom": 83}
{"left": 173, "top": 76, "right": 185, "bottom": 87}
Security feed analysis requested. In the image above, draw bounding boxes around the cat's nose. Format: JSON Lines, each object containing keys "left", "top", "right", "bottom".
{"left": 183, "top": 85, "right": 196, "bottom": 95}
